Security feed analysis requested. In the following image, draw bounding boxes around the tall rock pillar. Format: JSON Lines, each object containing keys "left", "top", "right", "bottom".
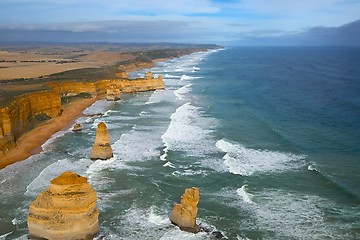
{"left": 90, "top": 122, "right": 113, "bottom": 160}
{"left": 170, "top": 187, "right": 200, "bottom": 233}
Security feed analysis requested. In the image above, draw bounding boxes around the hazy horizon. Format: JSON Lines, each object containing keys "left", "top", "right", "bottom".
{"left": 0, "top": 0, "right": 359, "bottom": 46}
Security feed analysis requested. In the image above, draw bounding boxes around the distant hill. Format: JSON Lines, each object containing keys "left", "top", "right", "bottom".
{"left": 233, "top": 19, "right": 360, "bottom": 46}
{"left": 290, "top": 19, "right": 360, "bottom": 46}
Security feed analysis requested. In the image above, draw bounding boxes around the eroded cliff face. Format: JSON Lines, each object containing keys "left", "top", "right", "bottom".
{"left": 0, "top": 72, "right": 164, "bottom": 158}
{"left": 106, "top": 84, "right": 121, "bottom": 101}
{"left": 0, "top": 91, "right": 61, "bottom": 154}
{"left": 95, "top": 74, "right": 164, "bottom": 94}
{"left": 170, "top": 187, "right": 200, "bottom": 233}
{"left": 47, "top": 81, "right": 97, "bottom": 97}
{"left": 28, "top": 171, "right": 100, "bottom": 240}
{"left": 46, "top": 74, "right": 164, "bottom": 96}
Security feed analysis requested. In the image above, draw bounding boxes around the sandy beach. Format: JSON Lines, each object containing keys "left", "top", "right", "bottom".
{"left": 0, "top": 44, "right": 209, "bottom": 170}
{"left": 0, "top": 97, "right": 98, "bottom": 169}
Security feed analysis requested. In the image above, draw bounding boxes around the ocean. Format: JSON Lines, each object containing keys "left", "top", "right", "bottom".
{"left": 0, "top": 47, "right": 359, "bottom": 239}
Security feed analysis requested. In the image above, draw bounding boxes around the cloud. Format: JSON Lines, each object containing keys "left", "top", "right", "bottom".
{"left": 0, "top": 0, "right": 359, "bottom": 45}
{"left": 229, "top": 19, "right": 360, "bottom": 46}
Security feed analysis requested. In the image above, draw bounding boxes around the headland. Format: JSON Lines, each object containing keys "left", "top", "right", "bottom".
{"left": 0, "top": 42, "right": 221, "bottom": 169}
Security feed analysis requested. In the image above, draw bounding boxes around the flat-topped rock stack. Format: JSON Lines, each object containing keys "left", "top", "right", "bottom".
{"left": 27, "top": 172, "right": 100, "bottom": 240}
{"left": 72, "top": 122, "right": 82, "bottom": 132}
{"left": 170, "top": 187, "right": 200, "bottom": 233}
{"left": 90, "top": 122, "right": 113, "bottom": 160}
{"left": 106, "top": 84, "right": 121, "bottom": 101}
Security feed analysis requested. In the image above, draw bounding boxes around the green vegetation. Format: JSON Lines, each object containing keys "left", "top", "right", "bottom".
{"left": 34, "top": 113, "right": 51, "bottom": 122}
{"left": 61, "top": 92, "right": 93, "bottom": 105}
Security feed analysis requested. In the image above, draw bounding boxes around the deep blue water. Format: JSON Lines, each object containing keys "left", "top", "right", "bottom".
{"left": 0, "top": 47, "right": 359, "bottom": 239}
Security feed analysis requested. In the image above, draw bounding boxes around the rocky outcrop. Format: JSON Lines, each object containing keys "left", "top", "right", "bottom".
{"left": 0, "top": 91, "right": 61, "bottom": 154}
{"left": 106, "top": 84, "right": 121, "bottom": 101}
{"left": 72, "top": 123, "right": 82, "bottom": 132}
{"left": 170, "top": 187, "right": 200, "bottom": 233}
{"left": 47, "top": 81, "right": 97, "bottom": 97}
{"left": 0, "top": 73, "right": 164, "bottom": 160}
{"left": 144, "top": 71, "right": 153, "bottom": 80}
{"left": 90, "top": 122, "right": 113, "bottom": 160}
{"left": 116, "top": 71, "right": 129, "bottom": 79}
{"left": 27, "top": 171, "right": 100, "bottom": 240}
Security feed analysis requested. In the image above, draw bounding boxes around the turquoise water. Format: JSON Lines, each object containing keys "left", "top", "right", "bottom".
{"left": 0, "top": 47, "right": 359, "bottom": 239}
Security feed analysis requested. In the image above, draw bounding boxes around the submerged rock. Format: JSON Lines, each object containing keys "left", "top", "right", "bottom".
{"left": 90, "top": 122, "right": 113, "bottom": 160}
{"left": 27, "top": 172, "right": 100, "bottom": 240}
{"left": 106, "top": 84, "right": 121, "bottom": 101}
{"left": 170, "top": 187, "right": 200, "bottom": 233}
{"left": 72, "top": 122, "right": 82, "bottom": 132}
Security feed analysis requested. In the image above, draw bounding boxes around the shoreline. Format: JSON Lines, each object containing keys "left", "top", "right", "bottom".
{"left": 0, "top": 48, "right": 214, "bottom": 170}
{"left": 0, "top": 97, "right": 98, "bottom": 170}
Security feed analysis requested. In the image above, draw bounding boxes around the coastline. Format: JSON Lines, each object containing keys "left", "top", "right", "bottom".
{"left": 0, "top": 47, "right": 218, "bottom": 170}
{"left": 0, "top": 97, "right": 98, "bottom": 170}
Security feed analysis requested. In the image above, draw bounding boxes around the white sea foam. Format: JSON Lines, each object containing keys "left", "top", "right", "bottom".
{"left": 253, "top": 189, "right": 339, "bottom": 239}
{"left": 83, "top": 99, "right": 112, "bottom": 116}
{"left": 160, "top": 230, "right": 208, "bottom": 240}
{"left": 161, "top": 102, "right": 217, "bottom": 159}
{"left": 86, "top": 155, "right": 141, "bottom": 178}
{"left": 91, "top": 118, "right": 103, "bottom": 129}
{"left": 307, "top": 164, "right": 319, "bottom": 172}
{"left": 102, "top": 205, "right": 173, "bottom": 240}
{"left": 216, "top": 139, "right": 305, "bottom": 176}
{"left": 172, "top": 169, "right": 208, "bottom": 177}
{"left": 112, "top": 125, "right": 164, "bottom": 163}
{"left": 161, "top": 50, "right": 211, "bottom": 74}
{"left": 180, "top": 74, "right": 202, "bottom": 81}
{"left": 192, "top": 66, "right": 200, "bottom": 72}
{"left": 174, "top": 84, "right": 192, "bottom": 100}
{"left": 145, "top": 89, "right": 176, "bottom": 104}
{"left": 163, "top": 161, "right": 176, "bottom": 168}
{"left": 104, "top": 109, "right": 121, "bottom": 116}
{"left": 25, "top": 158, "right": 92, "bottom": 197}
{"left": 236, "top": 185, "right": 254, "bottom": 204}
{"left": 164, "top": 74, "right": 181, "bottom": 79}
{"left": 41, "top": 130, "right": 67, "bottom": 151}
{"left": 175, "top": 67, "right": 185, "bottom": 72}
{"left": 107, "top": 204, "right": 212, "bottom": 240}
{"left": 213, "top": 186, "right": 347, "bottom": 239}
{"left": 0, "top": 231, "right": 13, "bottom": 239}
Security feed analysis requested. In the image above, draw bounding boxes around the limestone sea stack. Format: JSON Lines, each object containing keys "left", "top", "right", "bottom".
{"left": 106, "top": 84, "right": 121, "bottom": 101}
{"left": 90, "top": 122, "right": 113, "bottom": 160}
{"left": 27, "top": 172, "right": 100, "bottom": 240}
{"left": 170, "top": 187, "right": 200, "bottom": 233}
{"left": 72, "top": 123, "right": 82, "bottom": 132}
{"left": 144, "top": 71, "right": 153, "bottom": 79}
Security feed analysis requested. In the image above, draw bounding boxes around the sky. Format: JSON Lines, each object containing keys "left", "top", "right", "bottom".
{"left": 0, "top": 0, "right": 359, "bottom": 45}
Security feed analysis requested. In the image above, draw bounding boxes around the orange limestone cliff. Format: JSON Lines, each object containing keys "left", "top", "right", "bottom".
{"left": 106, "top": 84, "right": 121, "bottom": 101}
{"left": 0, "top": 91, "right": 61, "bottom": 155}
{"left": 27, "top": 172, "right": 100, "bottom": 240}
{"left": 0, "top": 71, "right": 164, "bottom": 163}
{"left": 90, "top": 122, "right": 113, "bottom": 160}
{"left": 46, "top": 72, "right": 164, "bottom": 97}
{"left": 116, "top": 71, "right": 130, "bottom": 79}
{"left": 170, "top": 187, "right": 200, "bottom": 233}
